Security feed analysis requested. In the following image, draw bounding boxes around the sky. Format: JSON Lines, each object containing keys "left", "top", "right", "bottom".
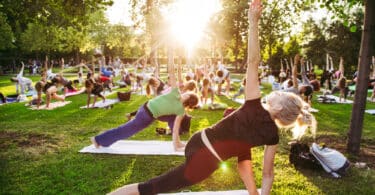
{"left": 105, "top": 0, "right": 133, "bottom": 25}
{"left": 105, "top": 0, "right": 332, "bottom": 26}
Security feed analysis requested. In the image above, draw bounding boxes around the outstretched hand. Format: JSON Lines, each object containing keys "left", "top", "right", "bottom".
{"left": 248, "top": 0, "right": 262, "bottom": 22}
{"left": 174, "top": 141, "right": 186, "bottom": 152}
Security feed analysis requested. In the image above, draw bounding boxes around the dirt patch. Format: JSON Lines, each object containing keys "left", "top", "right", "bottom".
{"left": 0, "top": 131, "right": 59, "bottom": 149}
{"left": 316, "top": 135, "right": 375, "bottom": 169}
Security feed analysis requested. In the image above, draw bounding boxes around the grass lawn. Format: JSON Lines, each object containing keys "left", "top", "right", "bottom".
{"left": 0, "top": 72, "right": 375, "bottom": 194}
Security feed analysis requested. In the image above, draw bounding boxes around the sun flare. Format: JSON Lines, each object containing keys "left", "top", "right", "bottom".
{"left": 163, "top": 0, "right": 221, "bottom": 50}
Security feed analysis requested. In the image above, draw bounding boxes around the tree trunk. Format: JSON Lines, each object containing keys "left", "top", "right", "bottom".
{"left": 347, "top": 0, "right": 375, "bottom": 155}
{"left": 75, "top": 48, "right": 80, "bottom": 65}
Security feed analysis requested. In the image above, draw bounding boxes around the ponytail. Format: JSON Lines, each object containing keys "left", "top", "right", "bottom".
{"left": 292, "top": 109, "right": 317, "bottom": 140}
{"left": 146, "top": 84, "right": 151, "bottom": 96}
{"left": 266, "top": 91, "right": 317, "bottom": 140}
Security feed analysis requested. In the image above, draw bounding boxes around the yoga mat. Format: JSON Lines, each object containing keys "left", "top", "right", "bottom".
{"left": 80, "top": 99, "right": 119, "bottom": 109}
{"left": 317, "top": 95, "right": 353, "bottom": 104}
{"left": 29, "top": 101, "right": 71, "bottom": 110}
{"left": 367, "top": 97, "right": 375, "bottom": 103}
{"left": 0, "top": 98, "right": 18, "bottom": 106}
{"left": 200, "top": 102, "right": 228, "bottom": 110}
{"left": 232, "top": 98, "right": 245, "bottom": 104}
{"left": 365, "top": 109, "right": 375, "bottom": 115}
{"left": 348, "top": 85, "right": 373, "bottom": 93}
{"left": 79, "top": 140, "right": 184, "bottom": 156}
{"left": 160, "top": 189, "right": 262, "bottom": 195}
{"left": 89, "top": 90, "right": 117, "bottom": 97}
{"left": 65, "top": 88, "right": 86, "bottom": 97}
{"left": 159, "top": 190, "right": 256, "bottom": 195}
{"left": 26, "top": 90, "right": 37, "bottom": 96}
{"left": 230, "top": 78, "right": 242, "bottom": 83}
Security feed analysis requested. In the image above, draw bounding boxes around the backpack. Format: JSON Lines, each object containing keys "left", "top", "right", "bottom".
{"left": 317, "top": 95, "right": 336, "bottom": 103}
{"left": 117, "top": 91, "right": 131, "bottom": 101}
{"left": 289, "top": 142, "right": 322, "bottom": 170}
{"left": 310, "top": 143, "right": 351, "bottom": 178}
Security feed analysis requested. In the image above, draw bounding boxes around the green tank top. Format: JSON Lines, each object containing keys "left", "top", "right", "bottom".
{"left": 147, "top": 88, "right": 185, "bottom": 118}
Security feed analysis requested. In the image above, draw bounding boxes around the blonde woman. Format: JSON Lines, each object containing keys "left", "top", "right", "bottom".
{"left": 108, "top": 1, "right": 315, "bottom": 194}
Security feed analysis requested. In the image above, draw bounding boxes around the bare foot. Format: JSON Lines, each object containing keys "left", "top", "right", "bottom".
{"left": 125, "top": 113, "right": 132, "bottom": 121}
{"left": 91, "top": 137, "right": 100, "bottom": 148}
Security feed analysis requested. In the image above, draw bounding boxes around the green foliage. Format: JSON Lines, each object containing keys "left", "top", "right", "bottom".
{"left": 313, "top": 65, "right": 324, "bottom": 76}
{"left": 311, "top": 0, "right": 363, "bottom": 32}
{"left": 0, "top": 0, "right": 113, "bottom": 59}
{"left": 259, "top": 0, "right": 307, "bottom": 64}
{"left": 0, "top": 12, "right": 14, "bottom": 50}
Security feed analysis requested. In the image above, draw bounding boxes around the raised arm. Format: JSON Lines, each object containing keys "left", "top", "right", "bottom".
{"left": 18, "top": 62, "right": 25, "bottom": 78}
{"left": 245, "top": 0, "right": 262, "bottom": 101}
{"left": 177, "top": 57, "right": 183, "bottom": 85}
{"left": 300, "top": 57, "right": 310, "bottom": 85}
{"left": 339, "top": 57, "right": 344, "bottom": 78}
{"left": 292, "top": 55, "right": 299, "bottom": 89}
{"left": 168, "top": 56, "right": 177, "bottom": 88}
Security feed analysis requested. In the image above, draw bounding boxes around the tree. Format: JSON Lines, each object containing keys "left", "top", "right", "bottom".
{"left": 325, "top": 11, "right": 363, "bottom": 75}
{"left": 213, "top": 0, "right": 248, "bottom": 68}
{"left": 301, "top": 18, "right": 328, "bottom": 67}
{"left": 259, "top": 0, "right": 307, "bottom": 67}
{"left": 130, "top": 0, "right": 173, "bottom": 73}
{"left": 347, "top": 0, "right": 375, "bottom": 155}
{"left": 313, "top": 0, "right": 375, "bottom": 155}
{"left": 1, "top": 0, "right": 113, "bottom": 63}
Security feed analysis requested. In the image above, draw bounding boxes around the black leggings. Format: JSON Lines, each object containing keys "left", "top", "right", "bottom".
{"left": 138, "top": 132, "right": 220, "bottom": 195}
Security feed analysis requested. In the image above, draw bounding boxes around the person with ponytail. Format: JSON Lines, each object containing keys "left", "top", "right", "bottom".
{"left": 107, "top": 1, "right": 316, "bottom": 194}
{"left": 145, "top": 76, "right": 166, "bottom": 97}
{"left": 34, "top": 60, "right": 65, "bottom": 109}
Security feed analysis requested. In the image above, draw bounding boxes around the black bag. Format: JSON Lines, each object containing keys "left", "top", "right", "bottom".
{"left": 289, "top": 142, "right": 322, "bottom": 170}
{"left": 117, "top": 91, "right": 131, "bottom": 101}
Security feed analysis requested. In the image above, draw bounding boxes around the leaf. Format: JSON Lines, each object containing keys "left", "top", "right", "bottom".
{"left": 350, "top": 25, "right": 357, "bottom": 32}
{"left": 343, "top": 20, "right": 349, "bottom": 27}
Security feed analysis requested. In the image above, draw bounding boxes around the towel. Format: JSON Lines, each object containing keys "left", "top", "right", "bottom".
{"left": 317, "top": 95, "right": 353, "bottom": 104}
{"left": 79, "top": 140, "right": 184, "bottom": 156}
{"left": 29, "top": 101, "right": 71, "bottom": 110}
{"left": 365, "top": 109, "right": 375, "bottom": 115}
{"left": 159, "top": 189, "right": 260, "bottom": 195}
{"left": 80, "top": 99, "right": 119, "bottom": 109}
{"left": 65, "top": 88, "right": 86, "bottom": 97}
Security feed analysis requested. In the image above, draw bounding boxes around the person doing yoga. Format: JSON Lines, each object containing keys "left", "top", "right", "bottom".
{"left": 34, "top": 61, "right": 65, "bottom": 109}
{"left": 91, "top": 61, "right": 199, "bottom": 152}
{"left": 108, "top": 1, "right": 316, "bottom": 194}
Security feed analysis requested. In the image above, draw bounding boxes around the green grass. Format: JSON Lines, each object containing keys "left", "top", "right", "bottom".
{"left": 0, "top": 74, "right": 375, "bottom": 194}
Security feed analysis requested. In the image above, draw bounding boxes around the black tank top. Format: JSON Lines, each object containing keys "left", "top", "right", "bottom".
{"left": 205, "top": 98, "right": 279, "bottom": 162}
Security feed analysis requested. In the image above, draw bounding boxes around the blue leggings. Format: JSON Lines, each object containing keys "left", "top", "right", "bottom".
{"left": 95, "top": 105, "right": 177, "bottom": 147}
